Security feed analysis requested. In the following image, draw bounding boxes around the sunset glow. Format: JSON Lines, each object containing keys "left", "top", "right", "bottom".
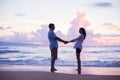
{"left": 0, "top": 0, "right": 120, "bottom": 46}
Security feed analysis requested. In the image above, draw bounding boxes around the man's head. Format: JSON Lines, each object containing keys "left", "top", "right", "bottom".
{"left": 49, "top": 23, "right": 55, "bottom": 30}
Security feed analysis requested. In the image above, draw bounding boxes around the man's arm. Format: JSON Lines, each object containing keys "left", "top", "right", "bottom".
{"left": 56, "top": 36, "right": 68, "bottom": 44}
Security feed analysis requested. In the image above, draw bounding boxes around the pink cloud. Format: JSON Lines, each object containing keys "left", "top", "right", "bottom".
{"left": 70, "top": 11, "right": 90, "bottom": 31}
{"left": 0, "top": 27, "right": 4, "bottom": 30}
{"left": 0, "top": 11, "right": 101, "bottom": 46}
{"left": 93, "top": 36, "right": 120, "bottom": 46}
{"left": 67, "top": 11, "right": 90, "bottom": 40}
{"left": 0, "top": 11, "right": 120, "bottom": 46}
{"left": 99, "top": 23, "right": 120, "bottom": 36}
{"left": 0, "top": 26, "right": 12, "bottom": 30}
{"left": 102, "top": 23, "right": 120, "bottom": 30}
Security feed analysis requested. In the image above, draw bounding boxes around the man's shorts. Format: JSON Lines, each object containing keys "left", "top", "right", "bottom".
{"left": 50, "top": 48, "right": 58, "bottom": 60}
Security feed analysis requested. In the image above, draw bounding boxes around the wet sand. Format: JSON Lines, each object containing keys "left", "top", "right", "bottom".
{"left": 0, "top": 71, "right": 119, "bottom": 80}
{"left": 0, "top": 65, "right": 120, "bottom": 80}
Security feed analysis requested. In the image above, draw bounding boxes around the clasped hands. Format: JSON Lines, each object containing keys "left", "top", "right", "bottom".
{"left": 63, "top": 40, "right": 70, "bottom": 44}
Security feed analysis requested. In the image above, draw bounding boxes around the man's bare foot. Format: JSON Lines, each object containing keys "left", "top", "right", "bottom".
{"left": 50, "top": 68, "right": 57, "bottom": 72}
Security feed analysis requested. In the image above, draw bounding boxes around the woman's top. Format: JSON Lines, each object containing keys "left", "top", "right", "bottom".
{"left": 72, "top": 34, "right": 84, "bottom": 50}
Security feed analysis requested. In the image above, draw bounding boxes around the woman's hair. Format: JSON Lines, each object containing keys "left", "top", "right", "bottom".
{"left": 80, "top": 27, "right": 86, "bottom": 39}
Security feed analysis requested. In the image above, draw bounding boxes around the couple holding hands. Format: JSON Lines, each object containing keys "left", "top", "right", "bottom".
{"left": 48, "top": 23, "right": 86, "bottom": 74}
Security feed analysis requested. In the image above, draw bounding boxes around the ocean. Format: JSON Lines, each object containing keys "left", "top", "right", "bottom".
{"left": 0, "top": 45, "right": 120, "bottom": 68}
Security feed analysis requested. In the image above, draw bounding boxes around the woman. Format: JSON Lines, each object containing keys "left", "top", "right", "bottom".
{"left": 69, "top": 27, "right": 86, "bottom": 74}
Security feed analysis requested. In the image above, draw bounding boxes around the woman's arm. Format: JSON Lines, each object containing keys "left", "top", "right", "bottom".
{"left": 69, "top": 35, "right": 83, "bottom": 42}
{"left": 69, "top": 40, "right": 74, "bottom": 42}
{"left": 69, "top": 37, "right": 79, "bottom": 42}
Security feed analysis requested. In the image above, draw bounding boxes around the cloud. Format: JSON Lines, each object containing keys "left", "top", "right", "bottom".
{"left": 65, "top": 11, "right": 120, "bottom": 46}
{"left": 100, "top": 23, "right": 120, "bottom": 35}
{"left": 0, "top": 26, "right": 12, "bottom": 30}
{"left": 31, "top": 25, "right": 49, "bottom": 44}
{"left": 102, "top": 23, "right": 120, "bottom": 29}
{"left": 92, "top": 36, "right": 120, "bottom": 46}
{"left": 0, "top": 27, "right": 4, "bottom": 30}
{"left": 1, "top": 11, "right": 120, "bottom": 46}
{"left": 15, "top": 13, "right": 26, "bottom": 17}
{"left": 70, "top": 11, "right": 90, "bottom": 30}
{"left": 6, "top": 27, "right": 12, "bottom": 29}
{"left": 30, "top": 11, "right": 91, "bottom": 45}
{"left": 0, "top": 11, "right": 100, "bottom": 46}
{"left": 1, "top": 24, "right": 49, "bottom": 45}
{"left": 67, "top": 11, "right": 90, "bottom": 39}
{"left": 23, "top": 19, "right": 42, "bottom": 24}
{"left": 6, "top": 32, "right": 31, "bottom": 42}
{"left": 95, "top": 2, "right": 112, "bottom": 7}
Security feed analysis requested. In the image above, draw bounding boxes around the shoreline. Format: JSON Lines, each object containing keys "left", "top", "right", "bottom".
{"left": 0, "top": 65, "right": 120, "bottom": 75}
{"left": 0, "top": 65, "right": 120, "bottom": 80}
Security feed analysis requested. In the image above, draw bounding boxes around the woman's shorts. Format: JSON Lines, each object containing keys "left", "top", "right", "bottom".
{"left": 76, "top": 48, "right": 81, "bottom": 54}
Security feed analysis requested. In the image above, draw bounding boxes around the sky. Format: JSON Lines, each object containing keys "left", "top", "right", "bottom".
{"left": 0, "top": 0, "right": 120, "bottom": 46}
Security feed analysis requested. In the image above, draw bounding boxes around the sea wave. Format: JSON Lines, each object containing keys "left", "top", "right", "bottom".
{"left": 82, "top": 61, "right": 120, "bottom": 67}
{"left": 0, "top": 50, "right": 20, "bottom": 54}
{"left": 89, "top": 50, "right": 120, "bottom": 53}
{"left": 0, "top": 58, "right": 120, "bottom": 67}
{"left": 0, "top": 59, "right": 50, "bottom": 66}
{"left": 0, "top": 46, "right": 9, "bottom": 49}
{"left": 0, "top": 46, "right": 120, "bottom": 67}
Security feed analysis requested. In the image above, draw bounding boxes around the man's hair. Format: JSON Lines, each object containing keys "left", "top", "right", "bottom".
{"left": 49, "top": 23, "right": 54, "bottom": 29}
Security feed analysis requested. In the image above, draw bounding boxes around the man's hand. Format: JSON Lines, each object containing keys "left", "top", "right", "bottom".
{"left": 63, "top": 41, "right": 69, "bottom": 44}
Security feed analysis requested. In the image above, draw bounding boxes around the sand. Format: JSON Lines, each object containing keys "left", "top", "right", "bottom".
{"left": 0, "top": 71, "right": 119, "bottom": 80}
{"left": 0, "top": 65, "right": 120, "bottom": 80}
{"left": 0, "top": 65, "right": 120, "bottom": 75}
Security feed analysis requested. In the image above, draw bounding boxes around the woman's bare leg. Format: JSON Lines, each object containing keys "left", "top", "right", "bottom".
{"left": 76, "top": 53, "right": 81, "bottom": 74}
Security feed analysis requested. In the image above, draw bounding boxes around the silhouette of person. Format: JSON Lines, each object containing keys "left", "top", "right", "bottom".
{"left": 48, "top": 23, "right": 68, "bottom": 72}
{"left": 69, "top": 27, "right": 86, "bottom": 74}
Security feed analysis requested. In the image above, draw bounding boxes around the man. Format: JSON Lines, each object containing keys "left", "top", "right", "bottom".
{"left": 48, "top": 23, "right": 67, "bottom": 72}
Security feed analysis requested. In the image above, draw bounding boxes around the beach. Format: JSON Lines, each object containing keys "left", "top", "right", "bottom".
{"left": 0, "top": 65, "right": 120, "bottom": 80}
{"left": 0, "top": 65, "right": 120, "bottom": 75}
{"left": 0, "top": 46, "right": 120, "bottom": 80}
{"left": 0, "top": 71, "right": 119, "bottom": 80}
